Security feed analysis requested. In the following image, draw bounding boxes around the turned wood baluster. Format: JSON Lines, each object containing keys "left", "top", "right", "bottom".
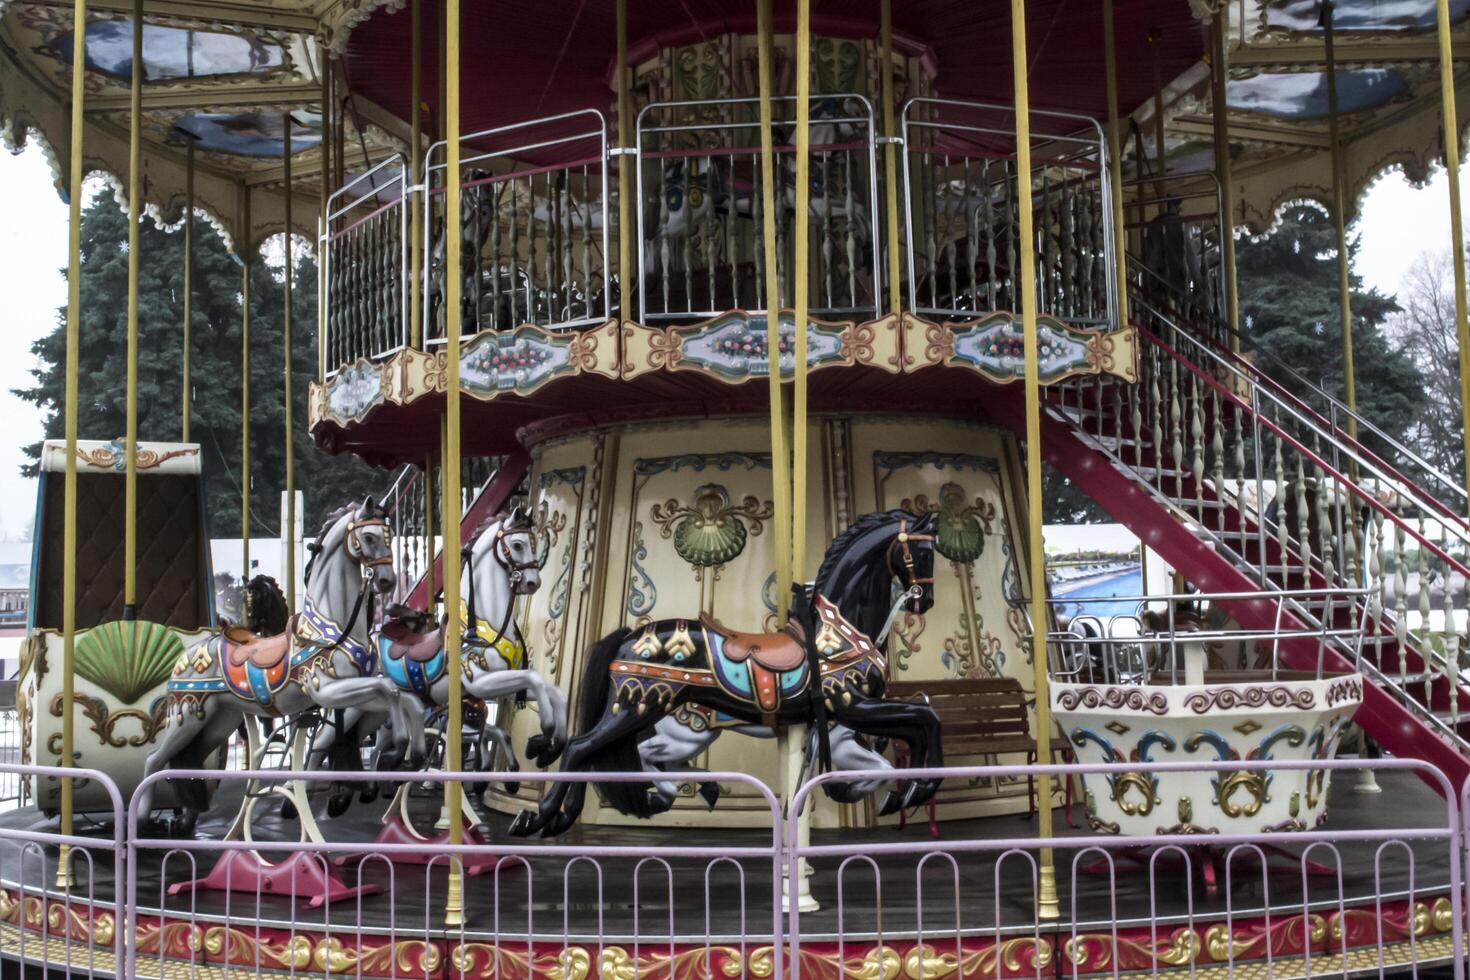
{"left": 821, "top": 148, "right": 834, "bottom": 310}
{"left": 844, "top": 151, "right": 857, "bottom": 308}
{"left": 982, "top": 160, "right": 997, "bottom": 310}
{"left": 658, "top": 163, "right": 671, "bottom": 314}
{"left": 964, "top": 156, "right": 979, "bottom": 312}
{"left": 582, "top": 163, "right": 595, "bottom": 321}
{"left": 707, "top": 157, "right": 719, "bottom": 312}
{"left": 1151, "top": 344, "right": 1165, "bottom": 498}
{"left": 754, "top": 155, "right": 766, "bottom": 310}
{"left": 1294, "top": 449, "right": 1313, "bottom": 593}
{"left": 1061, "top": 178, "right": 1076, "bottom": 320}
{"left": 1210, "top": 388, "right": 1225, "bottom": 534}
{"left": 1232, "top": 396, "right": 1246, "bottom": 533}
{"left": 1394, "top": 519, "right": 1409, "bottom": 683}
{"left": 545, "top": 172, "right": 558, "bottom": 322}
{"left": 1313, "top": 437, "right": 1336, "bottom": 593}
{"left": 1274, "top": 426, "right": 1288, "bottom": 585}
{"left": 925, "top": 151, "right": 939, "bottom": 311}
{"left": 1169, "top": 357, "right": 1184, "bottom": 503}
{"left": 1417, "top": 516, "right": 1434, "bottom": 705}
{"left": 509, "top": 176, "right": 522, "bottom": 325}
{"left": 728, "top": 152, "right": 741, "bottom": 310}
{"left": 1366, "top": 510, "right": 1384, "bottom": 669}
{"left": 1190, "top": 371, "right": 1205, "bottom": 523}
{"left": 1005, "top": 163, "right": 1018, "bottom": 311}
{"left": 1131, "top": 349, "right": 1145, "bottom": 472}
{"left": 1445, "top": 583, "right": 1461, "bottom": 730}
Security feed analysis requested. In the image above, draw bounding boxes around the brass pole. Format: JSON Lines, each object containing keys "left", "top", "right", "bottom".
{"left": 1209, "top": 9, "right": 1240, "bottom": 347}
{"left": 1011, "top": 0, "right": 1058, "bottom": 921}
{"left": 880, "top": 0, "right": 901, "bottom": 317}
{"left": 1102, "top": 0, "right": 1128, "bottom": 326}
{"left": 617, "top": 0, "right": 633, "bottom": 324}
{"left": 792, "top": 0, "right": 811, "bottom": 588}
{"left": 1323, "top": 2, "right": 1358, "bottom": 439}
{"left": 123, "top": 0, "right": 143, "bottom": 620}
{"left": 410, "top": 0, "right": 423, "bottom": 349}
{"left": 283, "top": 115, "right": 296, "bottom": 612}
{"left": 756, "top": 0, "right": 791, "bottom": 619}
{"left": 58, "top": 0, "right": 88, "bottom": 865}
{"left": 183, "top": 139, "right": 194, "bottom": 442}
{"left": 242, "top": 188, "right": 252, "bottom": 586}
{"left": 442, "top": 0, "right": 465, "bottom": 927}
{"left": 1436, "top": 1, "right": 1470, "bottom": 522}
{"left": 319, "top": 54, "right": 331, "bottom": 384}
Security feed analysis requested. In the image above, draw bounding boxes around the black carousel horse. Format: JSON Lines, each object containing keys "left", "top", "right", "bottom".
{"left": 509, "top": 509, "right": 945, "bottom": 838}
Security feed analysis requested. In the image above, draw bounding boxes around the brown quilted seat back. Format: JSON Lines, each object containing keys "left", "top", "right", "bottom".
{"left": 33, "top": 472, "right": 212, "bottom": 631}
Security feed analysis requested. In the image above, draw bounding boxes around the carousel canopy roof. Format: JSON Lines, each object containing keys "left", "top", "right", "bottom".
{"left": 2, "top": 0, "right": 1469, "bottom": 246}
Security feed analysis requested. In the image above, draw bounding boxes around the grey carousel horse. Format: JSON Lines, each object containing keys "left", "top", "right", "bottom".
{"left": 309, "top": 508, "right": 570, "bottom": 801}
{"left": 138, "top": 495, "right": 427, "bottom": 834}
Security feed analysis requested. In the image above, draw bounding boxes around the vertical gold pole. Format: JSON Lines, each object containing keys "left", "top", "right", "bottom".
{"left": 242, "top": 188, "right": 252, "bottom": 586}
{"left": 283, "top": 116, "right": 297, "bottom": 612}
{"left": 1011, "top": 0, "right": 1058, "bottom": 921}
{"left": 617, "top": 0, "right": 633, "bottom": 324}
{"left": 123, "top": 0, "right": 142, "bottom": 619}
{"left": 792, "top": 0, "right": 811, "bottom": 588}
{"left": 319, "top": 55, "right": 330, "bottom": 384}
{"left": 1323, "top": 2, "right": 1358, "bottom": 438}
{"left": 1102, "top": 0, "right": 1128, "bottom": 326}
{"left": 183, "top": 140, "right": 194, "bottom": 442}
{"left": 424, "top": 455, "right": 436, "bottom": 606}
{"left": 1436, "top": 0, "right": 1470, "bottom": 521}
{"left": 442, "top": 0, "right": 465, "bottom": 928}
{"left": 58, "top": 0, "right": 88, "bottom": 866}
{"left": 756, "top": 0, "right": 791, "bottom": 619}
{"left": 1209, "top": 9, "right": 1240, "bottom": 348}
{"left": 410, "top": 0, "right": 423, "bottom": 349}
{"left": 880, "top": 0, "right": 901, "bottom": 317}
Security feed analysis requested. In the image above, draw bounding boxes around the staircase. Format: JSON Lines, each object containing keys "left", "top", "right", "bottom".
{"left": 982, "top": 273, "right": 1470, "bottom": 791}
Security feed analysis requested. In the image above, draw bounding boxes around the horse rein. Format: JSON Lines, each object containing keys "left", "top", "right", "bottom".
{"left": 463, "top": 520, "right": 538, "bottom": 652}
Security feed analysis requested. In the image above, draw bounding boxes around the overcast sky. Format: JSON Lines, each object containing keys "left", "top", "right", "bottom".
{"left": 0, "top": 143, "right": 1464, "bottom": 541}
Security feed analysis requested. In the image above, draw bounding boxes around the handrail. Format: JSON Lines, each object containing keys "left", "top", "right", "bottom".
{"left": 1129, "top": 259, "right": 1469, "bottom": 522}
{"left": 1133, "top": 314, "right": 1470, "bottom": 581}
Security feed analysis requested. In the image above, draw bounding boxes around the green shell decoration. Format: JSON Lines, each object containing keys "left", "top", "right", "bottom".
{"left": 73, "top": 620, "right": 186, "bottom": 704}
{"left": 935, "top": 512, "right": 985, "bottom": 564}
{"left": 674, "top": 511, "right": 749, "bottom": 567}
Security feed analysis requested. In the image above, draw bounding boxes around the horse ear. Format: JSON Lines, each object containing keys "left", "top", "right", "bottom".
{"left": 510, "top": 503, "right": 529, "bottom": 528}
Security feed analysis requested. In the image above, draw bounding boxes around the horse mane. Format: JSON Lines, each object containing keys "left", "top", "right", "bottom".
{"left": 245, "top": 575, "right": 290, "bottom": 636}
{"left": 468, "top": 508, "right": 533, "bottom": 547}
{"left": 313, "top": 501, "right": 359, "bottom": 544}
{"left": 812, "top": 509, "right": 932, "bottom": 594}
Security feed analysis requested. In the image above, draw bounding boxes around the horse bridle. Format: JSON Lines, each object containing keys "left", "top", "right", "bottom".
{"left": 463, "top": 520, "right": 538, "bottom": 655}
{"left": 885, "top": 519, "right": 935, "bottom": 595}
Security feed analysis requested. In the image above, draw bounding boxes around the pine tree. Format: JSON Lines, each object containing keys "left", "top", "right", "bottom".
{"left": 1236, "top": 205, "right": 1422, "bottom": 452}
{"left": 15, "top": 189, "right": 383, "bottom": 536}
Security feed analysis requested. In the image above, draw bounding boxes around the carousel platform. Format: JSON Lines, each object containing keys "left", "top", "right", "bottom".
{"left": 0, "top": 770, "right": 1460, "bottom": 978}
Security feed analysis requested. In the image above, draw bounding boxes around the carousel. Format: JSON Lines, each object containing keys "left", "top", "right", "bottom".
{"left": 0, "top": 0, "right": 1468, "bottom": 977}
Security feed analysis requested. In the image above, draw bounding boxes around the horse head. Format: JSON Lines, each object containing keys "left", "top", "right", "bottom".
{"left": 340, "top": 494, "right": 397, "bottom": 596}
{"left": 467, "top": 505, "right": 542, "bottom": 603}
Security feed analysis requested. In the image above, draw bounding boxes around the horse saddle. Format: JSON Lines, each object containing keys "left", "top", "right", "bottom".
{"left": 382, "top": 618, "right": 444, "bottom": 663}
{"left": 223, "top": 618, "right": 297, "bottom": 669}
{"left": 699, "top": 614, "right": 807, "bottom": 672}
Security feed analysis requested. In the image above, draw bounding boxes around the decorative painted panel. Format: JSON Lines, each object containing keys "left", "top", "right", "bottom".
{"left": 902, "top": 312, "right": 1137, "bottom": 384}
{"left": 622, "top": 312, "right": 901, "bottom": 382}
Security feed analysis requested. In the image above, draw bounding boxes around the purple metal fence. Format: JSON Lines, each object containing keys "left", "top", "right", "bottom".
{"left": 789, "top": 758, "right": 1466, "bottom": 980}
{"left": 125, "top": 768, "right": 784, "bottom": 979}
{"left": 0, "top": 763, "right": 124, "bottom": 977}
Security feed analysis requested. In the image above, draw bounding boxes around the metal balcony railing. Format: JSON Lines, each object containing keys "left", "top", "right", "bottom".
{"left": 902, "top": 97, "right": 1118, "bottom": 328}
{"left": 634, "top": 94, "right": 882, "bottom": 322}
{"left": 322, "top": 155, "right": 410, "bottom": 377}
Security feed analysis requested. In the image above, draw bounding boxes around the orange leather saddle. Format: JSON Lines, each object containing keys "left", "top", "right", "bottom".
{"left": 382, "top": 619, "right": 445, "bottom": 663}
{"left": 223, "top": 619, "right": 296, "bottom": 669}
{"left": 699, "top": 614, "right": 807, "bottom": 672}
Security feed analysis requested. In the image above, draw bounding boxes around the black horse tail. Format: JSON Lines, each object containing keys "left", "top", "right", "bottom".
{"left": 574, "top": 627, "right": 663, "bottom": 819}
{"left": 577, "top": 627, "right": 632, "bottom": 735}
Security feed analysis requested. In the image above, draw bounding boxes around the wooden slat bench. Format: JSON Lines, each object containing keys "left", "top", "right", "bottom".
{"left": 885, "top": 677, "right": 1073, "bottom": 836}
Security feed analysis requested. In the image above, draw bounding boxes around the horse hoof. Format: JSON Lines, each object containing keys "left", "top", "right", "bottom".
{"left": 696, "top": 782, "right": 721, "bottom": 810}
{"left": 170, "top": 811, "right": 198, "bottom": 839}
{"left": 507, "top": 811, "right": 538, "bottom": 838}
{"left": 525, "top": 733, "right": 548, "bottom": 760}
{"left": 877, "top": 790, "right": 903, "bottom": 816}
{"left": 326, "top": 792, "right": 352, "bottom": 819}
{"left": 502, "top": 781, "right": 521, "bottom": 796}
{"left": 359, "top": 784, "right": 380, "bottom": 805}
{"left": 279, "top": 799, "right": 298, "bottom": 821}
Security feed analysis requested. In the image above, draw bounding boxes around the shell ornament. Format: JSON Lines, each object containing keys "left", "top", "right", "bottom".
{"left": 651, "top": 483, "right": 774, "bottom": 568}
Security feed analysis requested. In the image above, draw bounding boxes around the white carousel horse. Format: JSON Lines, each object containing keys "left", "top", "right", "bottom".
{"left": 639, "top": 715, "right": 897, "bottom": 812}
{"left": 138, "top": 495, "right": 427, "bottom": 835}
{"left": 307, "top": 508, "right": 570, "bottom": 816}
